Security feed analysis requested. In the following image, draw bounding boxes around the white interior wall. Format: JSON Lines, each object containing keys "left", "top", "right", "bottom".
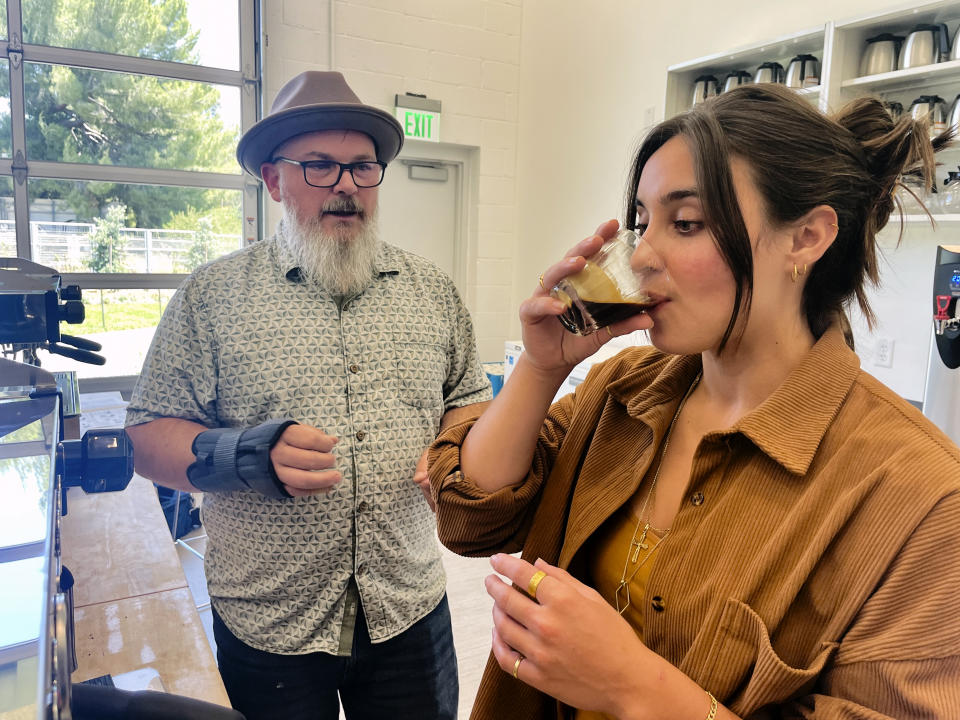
{"left": 515, "top": 0, "right": 938, "bottom": 402}
{"left": 262, "top": 0, "right": 522, "bottom": 362}
{"left": 263, "top": 0, "right": 940, "bottom": 399}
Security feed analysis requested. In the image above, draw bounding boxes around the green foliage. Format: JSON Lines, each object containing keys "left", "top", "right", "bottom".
{"left": 0, "top": 0, "right": 240, "bottom": 231}
{"left": 164, "top": 189, "right": 243, "bottom": 235}
{"left": 71, "top": 288, "right": 174, "bottom": 333}
{"left": 86, "top": 203, "right": 129, "bottom": 273}
{"left": 181, "top": 215, "right": 212, "bottom": 271}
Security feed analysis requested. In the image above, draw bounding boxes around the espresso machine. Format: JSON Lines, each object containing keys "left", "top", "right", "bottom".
{"left": 0, "top": 258, "right": 243, "bottom": 719}
{"left": 922, "top": 245, "right": 960, "bottom": 445}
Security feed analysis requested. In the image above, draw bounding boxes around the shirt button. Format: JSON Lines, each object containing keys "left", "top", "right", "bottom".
{"left": 355, "top": 430, "right": 366, "bottom": 441}
{"left": 357, "top": 564, "right": 366, "bottom": 576}
{"left": 348, "top": 363, "right": 360, "bottom": 373}
{"left": 357, "top": 500, "right": 369, "bottom": 512}
{"left": 651, "top": 596, "right": 665, "bottom": 612}
{"left": 691, "top": 492, "right": 705, "bottom": 506}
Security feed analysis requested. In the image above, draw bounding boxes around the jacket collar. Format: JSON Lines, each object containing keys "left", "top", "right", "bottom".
{"left": 606, "top": 324, "right": 860, "bottom": 476}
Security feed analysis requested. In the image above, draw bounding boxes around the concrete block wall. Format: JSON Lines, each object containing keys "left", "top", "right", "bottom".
{"left": 262, "top": 0, "right": 523, "bottom": 362}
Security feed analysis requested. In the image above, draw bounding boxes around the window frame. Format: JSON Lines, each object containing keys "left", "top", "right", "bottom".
{"left": 0, "top": 0, "right": 263, "bottom": 388}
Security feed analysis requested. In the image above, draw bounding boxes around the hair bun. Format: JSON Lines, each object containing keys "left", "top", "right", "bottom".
{"left": 832, "top": 96, "right": 943, "bottom": 228}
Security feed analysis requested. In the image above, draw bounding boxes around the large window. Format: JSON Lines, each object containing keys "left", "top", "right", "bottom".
{"left": 1, "top": 0, "right": 260, "bottom": 386}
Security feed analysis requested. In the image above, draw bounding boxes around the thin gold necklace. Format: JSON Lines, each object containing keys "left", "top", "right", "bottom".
{"left": 614, "top": 371, "right": 701, "bottom": 615}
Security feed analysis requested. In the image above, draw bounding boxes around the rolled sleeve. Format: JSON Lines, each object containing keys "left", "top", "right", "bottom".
{"left": 430, "top": 394, "right": 576, "bottom": 557}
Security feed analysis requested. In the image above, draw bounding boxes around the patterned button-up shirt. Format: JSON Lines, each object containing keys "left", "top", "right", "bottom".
{"left": 126, "top": 230, "right": 491, "bottom": 654}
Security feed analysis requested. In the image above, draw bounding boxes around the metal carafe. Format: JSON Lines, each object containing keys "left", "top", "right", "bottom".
{"left": 753, "top": 61, "right": 784, "bottom": 84}
{"left": 899, "top": 23, "right": 950, "bottom": 68}
{"left": 721, "top": 70, "right": 751, "bottom": 93}
{"left": 691, "top": 74, "right": 719, "bottom": 106}
{"left": 941, "top": 171, "right": 960, "bottom": 212}
{"left": 922, "top": 245, "right": 960, "bottom": 446}
{"left": 948, "top": 94, "right": 960, "bottom": 134}
{"left": 859, "top": 33, "right": 903, "bottom": 76}
{"left": 909, "top": 95, "right": 948, "bottom": 138}
{"left": 952, "top": 25, "right": 960, "bottom": 60}
{"left": 785, "top": 54, "right": 820, "bottom": 88}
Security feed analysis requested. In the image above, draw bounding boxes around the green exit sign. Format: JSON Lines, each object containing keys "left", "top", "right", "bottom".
{"left": 395, "top": 94, "right": 441, "bottom": 143}
{"left": 395, "top": 108, "right": 440, "bottom": 142}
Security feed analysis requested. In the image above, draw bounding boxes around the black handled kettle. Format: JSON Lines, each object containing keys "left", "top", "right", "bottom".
{"left": 785, "top": 54, "right": 820, "bottom": 89}
{"left": 900, "top": 23, "right": 950, "bottom": 68}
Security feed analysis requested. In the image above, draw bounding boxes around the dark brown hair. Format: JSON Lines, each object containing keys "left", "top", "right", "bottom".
{"left": 624, "top": 83, "right": 944, "bottom": 351}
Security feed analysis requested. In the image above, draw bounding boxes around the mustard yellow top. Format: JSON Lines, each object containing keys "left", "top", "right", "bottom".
{"left": 574, "top": 505, "right": 664, "bottom": 720}
{"left": 433, "top": 325, "right": 960, "bottom": 720}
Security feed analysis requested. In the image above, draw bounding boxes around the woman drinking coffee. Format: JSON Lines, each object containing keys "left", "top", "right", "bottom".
{"left": 428, "top": 84, "right": 960, "bottom": 719}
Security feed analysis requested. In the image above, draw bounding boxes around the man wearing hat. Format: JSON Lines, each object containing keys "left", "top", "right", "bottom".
{"left": 125, "top": 71, "right": 491, "bottom": 719}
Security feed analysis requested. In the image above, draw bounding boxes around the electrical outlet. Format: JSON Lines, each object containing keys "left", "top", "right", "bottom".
{"left": 874, "top": 337, "right": 894, "bottom": 368}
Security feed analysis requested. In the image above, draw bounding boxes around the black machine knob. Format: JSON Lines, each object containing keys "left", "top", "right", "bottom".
{"left": 58, "top": 300, "right": 85, "bottom": 325}
{"left": 60, "top": 284, "right": 82, "bottom": 301}
{"left": 58, "top": 429, "right": 135, "bottom": 494}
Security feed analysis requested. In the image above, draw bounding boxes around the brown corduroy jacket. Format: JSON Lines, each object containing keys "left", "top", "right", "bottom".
{"left": 429, "top": 325, "right": 960, "bottom": 720}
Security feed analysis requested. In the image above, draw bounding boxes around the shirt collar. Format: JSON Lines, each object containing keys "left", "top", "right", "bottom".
{"left": 606, "top": 323, "right": 860, "bottom": 476}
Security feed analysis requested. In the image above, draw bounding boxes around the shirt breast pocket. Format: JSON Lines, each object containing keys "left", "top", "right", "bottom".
{"left": 393, "top": 331, "right": 448, "bottom": 410}
{"left": 701, "top": 598, "right": 839, "bottom": 715}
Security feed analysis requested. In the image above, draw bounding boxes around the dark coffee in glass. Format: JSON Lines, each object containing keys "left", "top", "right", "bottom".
{"left": 551, "top": 230, "right": 651, "bottom": 336}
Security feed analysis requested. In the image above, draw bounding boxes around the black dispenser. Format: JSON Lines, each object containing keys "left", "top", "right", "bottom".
{"left": 922, "top": 245, "right": 960, "bottom": 447}
{"left": 931, "top": 245, "right": 960, "bottom": 368}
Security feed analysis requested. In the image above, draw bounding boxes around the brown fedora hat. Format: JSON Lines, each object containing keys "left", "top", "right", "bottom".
{"left": 236, "top": 71, "right": 404, "bottom": 178}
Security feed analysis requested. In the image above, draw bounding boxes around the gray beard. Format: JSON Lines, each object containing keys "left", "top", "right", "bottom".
{"left": 279, "top": 207, "right": 380, "bottom": 296}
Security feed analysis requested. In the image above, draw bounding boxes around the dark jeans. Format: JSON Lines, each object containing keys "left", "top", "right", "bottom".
{"left": 212, "top": 595, "right": 458, "bottom": 720}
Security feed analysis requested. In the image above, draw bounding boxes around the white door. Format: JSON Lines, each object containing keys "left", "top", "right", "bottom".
{"left": 377, "top": 156, "right": 463, "bottom": 292}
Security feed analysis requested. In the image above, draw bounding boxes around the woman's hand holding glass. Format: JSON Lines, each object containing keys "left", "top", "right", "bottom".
{"left": 520, "top": 219, "right": 654, "bottom": 375}
{"left": 486, "top": 554, "right": 660, "bottom": 717}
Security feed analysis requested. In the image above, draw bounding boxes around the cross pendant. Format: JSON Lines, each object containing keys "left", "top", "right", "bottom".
{"left": 630, "top": 523, "right": 650, "bottom": 563}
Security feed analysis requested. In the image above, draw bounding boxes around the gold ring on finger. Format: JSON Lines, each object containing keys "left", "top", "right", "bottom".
{"left": 512, "top": 654, "right": 524, "bottom": 679}
{"left": 527, "top": 570, "right": 547, "bottom": 600}
{"left": 538, "top": 273, "right": 545, "bottom": 290}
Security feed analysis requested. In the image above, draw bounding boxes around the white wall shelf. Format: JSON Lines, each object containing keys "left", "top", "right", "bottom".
{"left": 663, "top": 0, "right": 960, "bottom": 403}
{"left": 664, "top": 26, "right": 827, "bottom": 119}
{"left": 903, "top": 213, "right": 960, "bottom": 222}
{"left": 842, "top": 59, "right": 960, "bottom": 94}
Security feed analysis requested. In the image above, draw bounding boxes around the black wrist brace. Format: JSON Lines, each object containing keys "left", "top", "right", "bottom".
{"left": 187, "top": 418, "right": 298, "bottom": 498}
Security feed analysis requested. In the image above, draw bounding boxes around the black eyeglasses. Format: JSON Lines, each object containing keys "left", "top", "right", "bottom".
{"left": 271, "top": 157, "right": 387, "bottom": 188}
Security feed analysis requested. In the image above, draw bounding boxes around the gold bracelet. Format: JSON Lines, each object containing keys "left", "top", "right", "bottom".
{"left": 704, "top": 691, "right": 718, "bottom": 720}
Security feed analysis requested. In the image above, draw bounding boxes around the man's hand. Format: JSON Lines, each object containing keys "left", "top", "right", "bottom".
{"left": 413, "top": 447, "right": 435, "bottom": 511}
{"left": 270, "top": 424, "right": 342, "bottom": 497}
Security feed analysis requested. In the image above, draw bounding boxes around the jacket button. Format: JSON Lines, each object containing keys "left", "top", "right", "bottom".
{"left": 357, "top": 500, "right": 369, "bottom": 512}
{"left": 356, "top": 430, "right": 366, "bottom": 441}
{"left": 349, "top": 363, "right": 360, "bottom": 373}
{"left": 691, "top": 492, "right": 705, "bottom": 506}
{"left": 651, "top": 596, "right": 665, "bottom": 612}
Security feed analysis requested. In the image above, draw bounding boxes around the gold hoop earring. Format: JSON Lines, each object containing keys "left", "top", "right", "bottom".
{"left": 791, "top": 263, "right": 807, "bottom": 283}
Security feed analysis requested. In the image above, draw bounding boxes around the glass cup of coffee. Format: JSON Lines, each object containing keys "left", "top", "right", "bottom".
{"left": 550, "top": 229, "right": 652, "bottom": 336}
